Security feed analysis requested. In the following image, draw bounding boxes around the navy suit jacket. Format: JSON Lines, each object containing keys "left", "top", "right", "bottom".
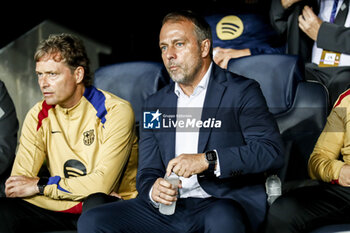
{"left": 137, "top": 64, "right": 284, "bottom": 232}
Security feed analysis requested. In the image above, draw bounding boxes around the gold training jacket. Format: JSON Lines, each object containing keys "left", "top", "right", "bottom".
{"left": 11, "top": 86, "right": 138, "bottom": 212}
{"left": 308, "top": 89, "right": 350, "bottom": 183}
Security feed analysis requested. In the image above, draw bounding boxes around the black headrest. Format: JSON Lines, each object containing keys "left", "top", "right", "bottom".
{"left": 227, "top": 54, "right": 305, "bottom": 115}
{"left": 93, "top": 61, "right": 170, "bottom": 123}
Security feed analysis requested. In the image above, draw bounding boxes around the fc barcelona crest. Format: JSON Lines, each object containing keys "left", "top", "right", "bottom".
{"left": 83, "top": 129, "right": 95, "bottom": 146}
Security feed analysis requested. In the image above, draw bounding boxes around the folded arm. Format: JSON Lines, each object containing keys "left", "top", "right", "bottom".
{"left": 10, "top": 102, "right": 136, "bottom": 201}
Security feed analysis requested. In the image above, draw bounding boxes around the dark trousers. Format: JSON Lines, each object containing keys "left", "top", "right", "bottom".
{"left": 305, "top": 63, "right": 350, "bottom": 108}
{"left": 0, "top": 193, "right": 119, "bottom": 233}
{"left": 263, "top": 182, "right": 350, "bottom": 233}
{"left": 78, "top": 197, "right": 249, "bottom": 233}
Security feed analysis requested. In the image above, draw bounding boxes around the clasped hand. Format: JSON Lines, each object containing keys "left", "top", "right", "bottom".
{"left": 339, "top": 164, "right": 350, "bottom": 186}
{"left": 151, "top": 153, "right": 208, "bottom": 205}
{"left": 5, "top": 176, "right": 40, "bottom": 198}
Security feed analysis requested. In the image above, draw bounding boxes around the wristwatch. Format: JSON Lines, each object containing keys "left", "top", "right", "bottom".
{"left": 37, "top": 177, "right": 49, "bottom": 195}
{"left": 205, "top": 150, "right": 217, "bottom": 173}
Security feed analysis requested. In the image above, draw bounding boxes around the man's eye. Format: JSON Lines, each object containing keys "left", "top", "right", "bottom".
{"left": 176, "top": 42, "right": 184, "bottom": 47}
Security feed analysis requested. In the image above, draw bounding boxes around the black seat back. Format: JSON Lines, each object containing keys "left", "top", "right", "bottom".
{"left": 94, "top": 61, "right": 170, "bottom": 128}
{"left": 227, "top": 54, "right": 329, "bottom": 182}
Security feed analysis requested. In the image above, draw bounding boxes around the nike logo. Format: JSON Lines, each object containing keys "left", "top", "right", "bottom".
{"left": 51, "top": 131, "right": 61, "bottom": 134}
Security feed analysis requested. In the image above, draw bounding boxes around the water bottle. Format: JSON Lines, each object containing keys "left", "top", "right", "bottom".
{"left": 159, "top": 172, "right": 180, "bottom": 215}
{"left": 265, "top": 175, "right": 282, "bottom": 206}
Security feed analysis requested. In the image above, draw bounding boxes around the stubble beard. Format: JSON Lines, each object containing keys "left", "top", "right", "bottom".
{"left": 168, "top": 58, "right": 203, "bottom": 85}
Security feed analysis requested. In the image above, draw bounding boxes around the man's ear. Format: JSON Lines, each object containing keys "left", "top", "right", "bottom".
{"left": 74, "top": 66, "right": 85, "bottom": 84}
{"left": 201, "top": 39, "right": 211, "bottom": 58}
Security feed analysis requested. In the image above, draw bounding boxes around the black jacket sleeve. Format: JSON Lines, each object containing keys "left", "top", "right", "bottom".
{"left": 0, "top": 80, "right": 18, "bottom": 197}
{"left": 317, "top": 22, "right": 350, "bottom": 54}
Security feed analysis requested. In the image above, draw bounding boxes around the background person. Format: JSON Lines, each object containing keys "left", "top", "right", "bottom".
{"left": 206, "top": 0, "right": 285, "bottom": 69}
{"left": 270, "top": 0, "right": 350, "bottom": 107}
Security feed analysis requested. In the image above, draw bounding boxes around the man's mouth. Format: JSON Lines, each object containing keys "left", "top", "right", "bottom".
{"left": 43, "top": 92, "right": 54, "bottom": 97}
{"left": 169, "top": 65, "right": 178, "bottom": 71}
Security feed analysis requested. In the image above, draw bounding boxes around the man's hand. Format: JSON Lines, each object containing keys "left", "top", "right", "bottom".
{"left": 281, "top": 0, "right": 302, "bottom": 9}
{"left": 151, "top": 178, "right": 181, "bottom": 205}
{"left": 213, "top": 47, "right": 251, "bottom": 69}
{"left": 5, "top": 176, "right": 40, "bottom": 198}
{"left": 338, "top": 164, "right": 350, "bottom": 186}
{"left": 298, "top": 6, "right": 323, "bottom": 41}
{"left": 166, "top": 153, "right": 208, "bottom": 178}
{"left": 110, "top": 191, "right": 123, "bottom": 199}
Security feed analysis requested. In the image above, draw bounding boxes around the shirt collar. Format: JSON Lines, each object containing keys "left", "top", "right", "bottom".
{"left": 174, "top": 62, "right": 213, "bottom": 97}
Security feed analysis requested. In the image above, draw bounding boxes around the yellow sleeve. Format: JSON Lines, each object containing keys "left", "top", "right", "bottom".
{"left": 11, "top": 104, "right": 46, "bottom": 177}
{"left": 44, "top": 100, "right": 137, "bottom": 201}
{"left": 308, "top": 105, "right": 346, "bottom": 182}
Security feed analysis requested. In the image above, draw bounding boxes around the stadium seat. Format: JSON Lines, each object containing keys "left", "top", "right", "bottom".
{"left": 227, "top": 54, "right": 329, "bottom": 183}
{"left": 94, "top": 61, "right": 170, "bottom": 128}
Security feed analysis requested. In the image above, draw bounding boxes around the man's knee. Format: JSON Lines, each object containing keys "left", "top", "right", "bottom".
{"left": 78, "top": 208, "right": 106, "bottom": 232}
{"left": 78, "top": 200, "right": 132, "bottom": 232}
{"left": 264, "top": 195, "right": 305, "bottom": 233}
{"left": 205, "top": 199, "right": 246, "bottom": 233}
{"left": 83, "top": 192, "right": 120, "bottom": 212}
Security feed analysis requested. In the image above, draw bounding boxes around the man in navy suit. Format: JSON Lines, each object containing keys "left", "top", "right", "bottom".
{"left": 78, "top": 10, "right": 284, "bottom": 233}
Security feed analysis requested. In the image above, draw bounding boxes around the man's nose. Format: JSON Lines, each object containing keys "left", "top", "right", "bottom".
{"left": 39, "top": 75, "right": 49, "bottom": 88}
{"left": 165, "top": 46, "right": 177, "bottom": 60}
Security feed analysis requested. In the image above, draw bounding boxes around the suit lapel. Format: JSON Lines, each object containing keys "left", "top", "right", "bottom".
{"left": 334, "top": 0, "right": 349, "bottom": 26}
{"left": 160, "top": 83, "right": 178, "bottom": 164}
{"left": 198, "top": 67, "right": 226, "bottom": 153}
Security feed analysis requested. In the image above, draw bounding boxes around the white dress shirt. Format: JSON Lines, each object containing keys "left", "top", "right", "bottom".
{"left": 174, "top": 63, "right": 213, "bottom": 198}
{"left": 149, "top": 62, "right": 221, "bottom": 204}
